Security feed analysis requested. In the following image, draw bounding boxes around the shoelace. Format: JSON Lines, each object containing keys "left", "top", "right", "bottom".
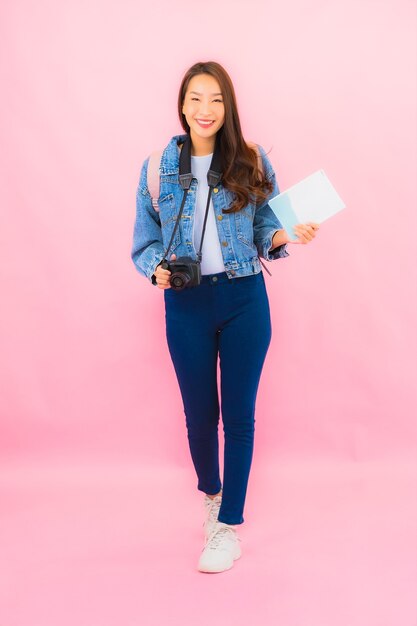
{"left": 205, "top": 497, "right": 221, "bottom": 521}
{"left": 205, "top": 525, "right": 242, "bottom": 550}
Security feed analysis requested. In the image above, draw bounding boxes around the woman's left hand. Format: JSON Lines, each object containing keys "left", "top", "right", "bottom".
{"left": 291, "top": 222, "right": 320, "bottom": 244}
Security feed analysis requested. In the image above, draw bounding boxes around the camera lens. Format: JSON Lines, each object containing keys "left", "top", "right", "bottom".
{"left": 171, "top": 272, "right": 190, "bottom": 290}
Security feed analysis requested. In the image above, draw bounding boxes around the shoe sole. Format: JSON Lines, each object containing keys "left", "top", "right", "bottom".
{"left": 197, "top": 544, "right": 242, "bottom": 573}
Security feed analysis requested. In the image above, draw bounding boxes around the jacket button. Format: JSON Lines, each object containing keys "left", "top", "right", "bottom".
{"left": 222, "top": 241, "right": 228, "bottom": 247}
{"left": 217, "top": 215, "right": 223, "bottom": 220}
{"left": 213, "top": 188, "right": 219, "bottom": 193}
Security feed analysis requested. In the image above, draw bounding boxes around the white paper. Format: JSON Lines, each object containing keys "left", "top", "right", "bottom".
{"left": 268, "top": 169, "right": 346, "bottom": 241}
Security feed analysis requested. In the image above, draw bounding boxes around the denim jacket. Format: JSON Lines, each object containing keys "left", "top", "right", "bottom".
{"left": 131, "top": 133, "right": 289, "bottom": 285}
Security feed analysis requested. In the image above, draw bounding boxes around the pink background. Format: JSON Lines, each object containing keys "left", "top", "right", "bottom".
{"left": 1, "top": 1, "right": 416, "bottom": 625}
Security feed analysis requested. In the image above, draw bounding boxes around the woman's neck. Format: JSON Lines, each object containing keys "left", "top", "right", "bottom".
{"left": 190, "top": 131, "right": 215, "bottom": 156}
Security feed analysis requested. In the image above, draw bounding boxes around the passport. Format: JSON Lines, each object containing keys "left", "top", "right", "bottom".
{"left": 268, "top": 169, "right": 346, "bottom": 241}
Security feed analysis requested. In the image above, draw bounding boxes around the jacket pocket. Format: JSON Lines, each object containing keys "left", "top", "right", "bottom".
{"left": 235, "top": 207, "right": 255, "bottom": 248}
{"left": 159, "top": 193, "right": 181, "bottom": 252}
{"left": 159, "top": 193, "right": 176, "bottom": 223}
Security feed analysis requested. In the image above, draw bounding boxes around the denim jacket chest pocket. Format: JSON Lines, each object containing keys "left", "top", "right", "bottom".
{"left": 158, "top": 192, "right": 181, "bottom": 252}
{"left": 235, "top": 205, "right": 256, "bottom": 248}
{"left": 223, "top": 188, "right": 256, "bottom": 250}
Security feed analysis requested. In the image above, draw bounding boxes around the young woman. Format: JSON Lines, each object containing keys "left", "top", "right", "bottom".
{"left": 132, "top": 61, "right": 319, "bottom": 574}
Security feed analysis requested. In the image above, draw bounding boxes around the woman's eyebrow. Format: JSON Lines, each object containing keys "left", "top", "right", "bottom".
{"left": 189, "top": 91, "right": 223, "bottom": 96}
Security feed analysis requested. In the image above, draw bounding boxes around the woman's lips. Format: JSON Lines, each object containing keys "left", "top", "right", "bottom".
{"left": 195, "top": 119, "right": 215, "bottom": 128}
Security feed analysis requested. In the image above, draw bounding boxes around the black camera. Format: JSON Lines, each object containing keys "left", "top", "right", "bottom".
{"left": 161, "top": 256, "right": 202, "bottom": 290}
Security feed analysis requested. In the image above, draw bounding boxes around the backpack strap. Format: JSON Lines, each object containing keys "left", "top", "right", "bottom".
{"left": 247, "top": 141, "right": 264, "bottom": 178}
{"left": 147, "top": 149, "right": 164, "bottom": 212}
{"left": 248, "top": 142, "right": 274, "bottom": 277}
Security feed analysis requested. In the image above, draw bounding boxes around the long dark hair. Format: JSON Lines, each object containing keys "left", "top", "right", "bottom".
{"left": 177, "top": 61, "right": 273, "bottom": 214}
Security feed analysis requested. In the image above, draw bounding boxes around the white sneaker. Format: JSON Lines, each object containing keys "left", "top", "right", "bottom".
{"left": 198, "top": 521, "right": 242, "bottom": 573}
{"left": 203, "top": 492, "right": 223, "bottom": 539}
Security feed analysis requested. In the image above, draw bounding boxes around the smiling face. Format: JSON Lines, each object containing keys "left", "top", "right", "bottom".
{"left": 181, "top": 73, "right": 225, "bottom": 155}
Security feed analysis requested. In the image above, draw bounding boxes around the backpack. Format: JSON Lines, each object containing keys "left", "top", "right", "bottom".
{"left": 147, "top": 148, "right": 165, "bottom": 212}
{"left": 146, "top": 143, "right": 272, "bottom": 275}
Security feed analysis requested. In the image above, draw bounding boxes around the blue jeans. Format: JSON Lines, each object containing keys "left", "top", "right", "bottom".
{"left": 163, "top": 270, "right": 272, "bottom": 525}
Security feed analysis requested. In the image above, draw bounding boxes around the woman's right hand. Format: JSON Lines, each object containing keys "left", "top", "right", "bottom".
{"left": 153, "top": 254, "right": 177, "bottom": 289}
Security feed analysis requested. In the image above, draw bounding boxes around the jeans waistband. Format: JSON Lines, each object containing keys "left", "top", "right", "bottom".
{"left": 200, "top": 271, "right": 230, "bottom": 285}
{"left": 200, "top": 271, "right": 263, "bottom": 285}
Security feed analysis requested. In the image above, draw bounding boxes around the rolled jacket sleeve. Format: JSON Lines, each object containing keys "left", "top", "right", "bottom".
{"left": 131, "top": 157, "right": 165, "bottom": 285}
{"left": 253, "top": 146, "right": 290, "bottom": 262}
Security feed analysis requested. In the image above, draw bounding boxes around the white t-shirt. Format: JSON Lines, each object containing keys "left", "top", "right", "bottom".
{"left": 191, "top": 153, "right": 226, "bottom": 275}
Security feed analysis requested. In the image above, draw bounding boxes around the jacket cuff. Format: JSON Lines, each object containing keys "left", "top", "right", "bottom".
{"left": 263, "top": 229, "right": 290, "bottom": 261}
{"left": 148, "top": 253, "right": 165, "bottom": 285}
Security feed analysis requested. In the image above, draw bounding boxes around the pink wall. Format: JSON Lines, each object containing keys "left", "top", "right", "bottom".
{"left": 1, "top": 0, "right": 416, "bottom": 464}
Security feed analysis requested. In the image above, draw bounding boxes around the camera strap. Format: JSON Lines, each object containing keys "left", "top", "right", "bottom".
{"left": 161, "top": 132, "right": 222, "bottom": 264}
